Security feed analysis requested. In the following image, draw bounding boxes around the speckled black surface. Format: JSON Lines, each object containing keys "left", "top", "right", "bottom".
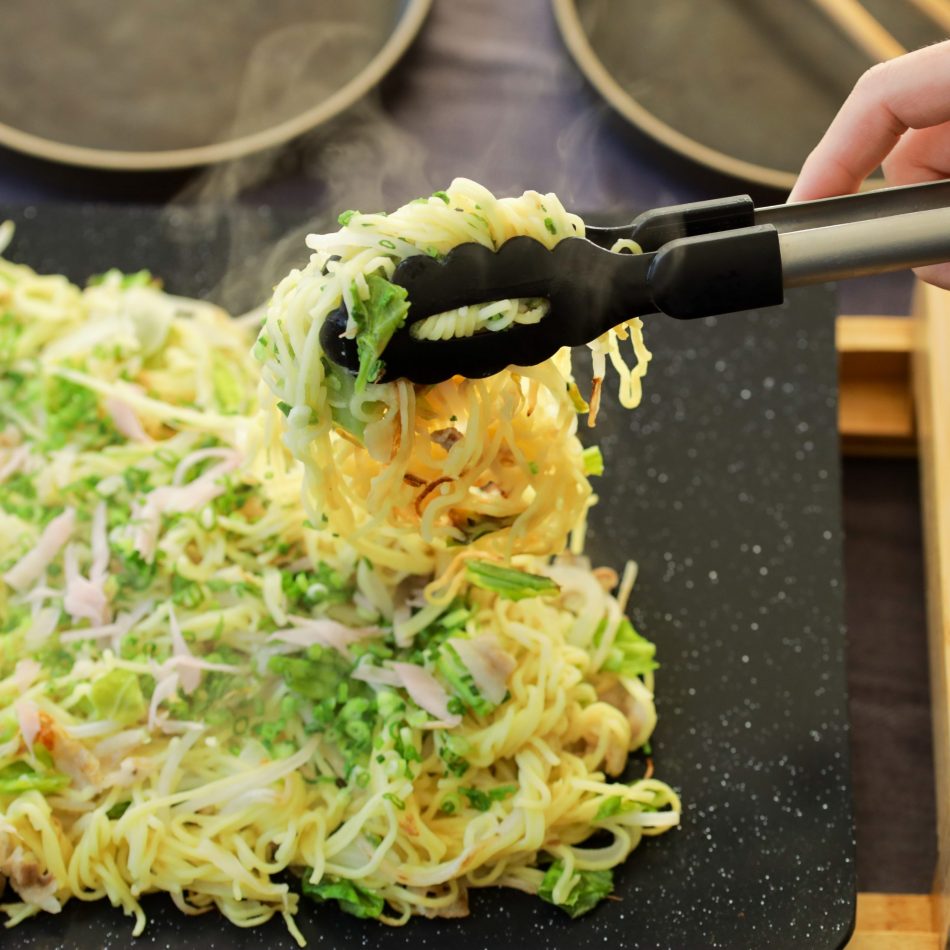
{"left": 0, "top": 204, "right": 854, "bottom": 949}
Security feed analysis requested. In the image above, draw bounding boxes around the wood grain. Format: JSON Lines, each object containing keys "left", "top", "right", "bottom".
{"left": 907, "top": 0, "right": 950, "bottom": 35}
{"left": 808, "top": 0, "right": 907, "bottom": 61}
{"left": 837, "top": 316, "right": 916, "bottom": 455}
{"left": 847, "top": 894, "right": 938, "bottom": 948}
{"left": 913, "top": 282, "right": 950, "bottom": 946}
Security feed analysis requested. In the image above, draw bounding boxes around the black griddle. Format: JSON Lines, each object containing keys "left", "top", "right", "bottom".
{"left": 0, "top": 203, "right": 854, "bottom": 949}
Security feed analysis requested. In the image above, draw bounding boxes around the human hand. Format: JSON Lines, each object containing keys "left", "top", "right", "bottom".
{"left": 790, "top": 40, "right": 950, "bottom": 289}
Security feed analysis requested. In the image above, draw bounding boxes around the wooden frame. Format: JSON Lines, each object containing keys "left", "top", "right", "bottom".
{"left": 848, "top": 893, "right": 937, "bottom": 948}
{"left": 842, "top": 284, "right": 949, "bottom": 948}
{"left": 838, "top": 316, "right": 915, "bottom": 456}
{"left": 912, "top": 282, "right": 950, "bottom": 947}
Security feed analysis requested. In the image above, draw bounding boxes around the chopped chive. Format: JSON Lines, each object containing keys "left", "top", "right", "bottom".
{"left": 582, "top": 445, "right": 604, "bottom": 477}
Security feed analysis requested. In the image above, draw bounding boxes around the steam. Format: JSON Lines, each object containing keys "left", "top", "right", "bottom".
{"left": 158, "top": 1, "right": 647, "bottom": 316}
{"left": 164, "top": 93, "right": 434, "bottom": 316}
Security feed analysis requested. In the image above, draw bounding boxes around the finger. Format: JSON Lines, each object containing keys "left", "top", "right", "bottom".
{"left": 911, "top": 261, "right": 950, "bottom": 290}
{"left": 882, "top": 122, "right": 950, "bottom": 183}
{"left": 881, "top": 129, "right": 950, "bottom": 288}
{"left": 789, "top": 40, "right": 950, "bottom": 201}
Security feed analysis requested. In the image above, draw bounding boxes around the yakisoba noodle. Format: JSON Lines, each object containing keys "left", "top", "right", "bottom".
{"left": 0, "top": 180, "right": 678, "bottom": 943}
{"left": 257, "top": 178, "right": 652, "bottom": 584}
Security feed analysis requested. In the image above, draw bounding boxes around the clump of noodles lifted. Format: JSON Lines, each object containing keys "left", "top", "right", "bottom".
{"left": 0, "top": 180, "right": 677, "bottom": 947}
{"left": 256, "top": 178, "right": 652, "bottom": 592}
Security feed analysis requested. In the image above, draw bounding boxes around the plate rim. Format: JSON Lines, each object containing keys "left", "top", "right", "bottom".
{"left": 551, "top": 0, "right": 802, "bottom": 191}
{"left": 0, "top": 0, "right": 432, "bottom": 171}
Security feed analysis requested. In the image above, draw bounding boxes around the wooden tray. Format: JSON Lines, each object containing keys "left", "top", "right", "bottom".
{"left": 838, "top": 315, "right": 915, "bottom": 456}
{"left": 843, "top": 283, "right": 950, "bottom": 947}
{"left": 909, "top": 280, "right": 950, "bottom": 948}
{"left": 849, "top": 893, "right": 937, "bottom": 948}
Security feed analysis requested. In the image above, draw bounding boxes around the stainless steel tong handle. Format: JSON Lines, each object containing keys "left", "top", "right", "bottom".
{"left": 591, "top": 178, "right": 950, "bottom": 291}
{"left": 760, "top": 178, "right": 950, "bottom": 233}
{"left": 780, "top": 205, "right": 950, "bottom": 286}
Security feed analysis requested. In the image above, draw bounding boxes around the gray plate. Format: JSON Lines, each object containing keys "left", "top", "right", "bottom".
{"left": 554, "top": 0, "right": 945, "bottom": 190}
{"left": 0, "top": 0, "right": 430, "bottom": 169}
{"left": 0, "top": 203, "right": 854, "bottom": 948}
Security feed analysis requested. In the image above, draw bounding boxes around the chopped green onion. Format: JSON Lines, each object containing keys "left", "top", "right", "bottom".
{"left": 440, "top": 792, "right": 460, "bottom": 814}
{"left": 107, "top": 800, "right": 131, "bottom": 819}
{"left": 602, "top": 618, "right": 658, "bottom": 677}
{"left": 594, "top": 795, "right": 639, "bottom": 821}
{"left": 460, "top": 784, "right": 517, "bottom": 811}
{"left": 465, "top": 560, "right": 560, "bottom": 601}
{"left": 435, "top": 642, "right": 493, "bottom": 716}
{"left": 582, "top": 445, "right": 604, "bottom": 477}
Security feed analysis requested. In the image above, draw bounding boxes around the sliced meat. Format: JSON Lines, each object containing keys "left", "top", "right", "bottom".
{"left": 446, "top": 634, "right": 515, "bottom": 705}
{"left": 592, "top": 566, "right": 619, "bottom": 592}
{"left": 430, "top": 427, "right": 463, "bottom": 452}
{"left": 4, "top": 509, "right": 75, "bottom": 592}
{"left": 270, "top": 616, "right": 380, "bottom": 660}
{"left": 390, "top": 662, "right": 461, "bottom": 728}
{"left": 0, "top": 830, "right": 60, "bottom": 913}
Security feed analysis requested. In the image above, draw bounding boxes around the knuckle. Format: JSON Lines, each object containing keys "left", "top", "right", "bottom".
{"left": 855, "top": 61, "right": 891, "bottom": 95}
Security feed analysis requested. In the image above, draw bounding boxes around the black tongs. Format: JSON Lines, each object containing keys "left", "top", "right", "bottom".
{"left": 321, "top": 179, "right": 950, "bottom": 385}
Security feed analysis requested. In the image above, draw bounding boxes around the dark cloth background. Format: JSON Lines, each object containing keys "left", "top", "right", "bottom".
{"left": 843, "top": 458, "right": 934, "bottom": 891}
{"left": 0, "top": 0, "right": 935, "bottom": 892}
